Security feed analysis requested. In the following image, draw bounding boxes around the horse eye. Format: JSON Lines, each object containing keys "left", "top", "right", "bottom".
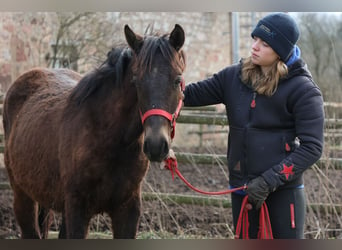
{"left": 174, "top": 75, "right": 182, "bottom": 86}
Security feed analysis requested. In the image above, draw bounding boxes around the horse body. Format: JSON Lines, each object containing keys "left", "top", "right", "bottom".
{"left": 4, "top": 68, "right": 79, "bottom": 209}
{"left": 3, "top": 24, "right": 186, "bottom": 238}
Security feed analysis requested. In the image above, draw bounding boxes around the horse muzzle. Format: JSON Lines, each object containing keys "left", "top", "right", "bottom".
{"left": 143, "top": 122, "right": 170, "bottom": 162}
{"left": 140, "top": 99, "right": 183, "bottom": 162}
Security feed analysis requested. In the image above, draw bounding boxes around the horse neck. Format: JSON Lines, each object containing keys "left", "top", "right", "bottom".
{"left": 95, "top": 78, "right": 142, "bottom": 140}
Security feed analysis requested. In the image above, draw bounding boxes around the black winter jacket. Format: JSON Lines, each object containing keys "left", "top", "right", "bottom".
{"left": 183, "top": 59, "right": 324, "bottom": 191}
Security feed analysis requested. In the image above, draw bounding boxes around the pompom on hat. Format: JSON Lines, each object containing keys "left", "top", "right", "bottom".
{"left": 251, "top": 13, "right": 300, "bottom": 63}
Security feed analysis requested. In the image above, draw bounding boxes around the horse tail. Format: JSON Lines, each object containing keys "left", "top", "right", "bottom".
{"left": 3, "top": 68, "right": 47, "bottom": 140}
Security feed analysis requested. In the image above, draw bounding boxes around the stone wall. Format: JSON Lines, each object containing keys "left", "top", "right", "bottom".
{"left": 0, "top": 12, "right": 266, "bottom": 147}
{"left": 0, "top": 12, "right": 55, "bottom": 93}
{"left": 0, "top": 12, "right": 266, "bottom": 94}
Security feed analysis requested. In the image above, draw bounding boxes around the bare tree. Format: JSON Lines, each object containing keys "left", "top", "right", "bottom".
{"left": 297, "top": 13, "right": 342, "bottom": 101}
{"left": 46, "top": 12, "right": 121, "bottom": 73}
{"left": 332, "top": 20, "right": 342, "bottom": 81}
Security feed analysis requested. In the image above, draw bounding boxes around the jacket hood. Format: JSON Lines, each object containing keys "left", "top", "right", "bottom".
{"left": 285, "top": 58, "right": 312, "bottom": 80}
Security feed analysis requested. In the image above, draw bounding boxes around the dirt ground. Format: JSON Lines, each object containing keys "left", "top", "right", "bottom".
{"left": 1, "top": 147, "right": 341, "bottom": 239}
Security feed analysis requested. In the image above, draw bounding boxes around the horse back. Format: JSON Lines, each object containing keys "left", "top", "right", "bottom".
{"left": 3, "top": 68, "right": 81, "bottom": 139}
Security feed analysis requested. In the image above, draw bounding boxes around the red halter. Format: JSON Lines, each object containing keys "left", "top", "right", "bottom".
{"left": 140, "top": 76, "right": 185, "bottom": 139}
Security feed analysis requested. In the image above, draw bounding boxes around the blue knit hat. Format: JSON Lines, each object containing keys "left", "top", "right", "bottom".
{"left": 251, "top": 13, "right": 300, "bottom": 62}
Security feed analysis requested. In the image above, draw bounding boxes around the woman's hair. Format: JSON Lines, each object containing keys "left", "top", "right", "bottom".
{"left": 241, "top": 57, "right": 288, "bottom": 96}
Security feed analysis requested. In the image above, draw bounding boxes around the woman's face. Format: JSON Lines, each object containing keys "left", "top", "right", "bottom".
{"left": 251, "top": 36, "right": 279, "bottom": 72}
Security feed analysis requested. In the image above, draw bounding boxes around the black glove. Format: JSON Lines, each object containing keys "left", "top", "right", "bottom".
{"left": 246, "top": 176, "right": 271, "bottom": 210}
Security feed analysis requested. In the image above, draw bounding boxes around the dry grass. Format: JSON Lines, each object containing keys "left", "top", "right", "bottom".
{"left": 0, "top": 105, "right": 341, "bottom": 239}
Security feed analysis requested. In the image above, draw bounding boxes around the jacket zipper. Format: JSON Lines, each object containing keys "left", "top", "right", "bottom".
{"left": 250, "top": 92, "right": 257, "bottom": 109}
{"left": 244, "top": 91, "right": 257, "bottom": 178}
{"left": 247, "top": 92, "right": 257, "bottom": 124}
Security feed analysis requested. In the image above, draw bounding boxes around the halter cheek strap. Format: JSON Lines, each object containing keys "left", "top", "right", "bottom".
{"left": 140, "top": 76, "right": 185, "bottom": 139}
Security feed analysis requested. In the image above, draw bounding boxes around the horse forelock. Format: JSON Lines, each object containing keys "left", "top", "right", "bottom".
{"left": 132, "top": 35, "right": 186, "bottom": 80}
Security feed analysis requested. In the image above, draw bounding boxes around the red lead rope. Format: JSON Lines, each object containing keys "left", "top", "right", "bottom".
{"left": 234, "top": 196, "right": 273, "bottom": 239}
{"left": 163, "top": 156, "right": 273, "bottom": 239}
{"left": 163, "top": 157, "right": 246, "bottom": 195}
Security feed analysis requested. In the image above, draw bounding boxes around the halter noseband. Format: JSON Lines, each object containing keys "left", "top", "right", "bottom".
{"left": 140, "top": 76, "right": 185, "bottom": 140}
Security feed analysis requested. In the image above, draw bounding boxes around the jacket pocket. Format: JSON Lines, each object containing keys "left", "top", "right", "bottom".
{"left": 227, "top": 126, "right": 245, "bottom": 179}
{"left": 245, "top": 128, "right": 296, "bottom": 176}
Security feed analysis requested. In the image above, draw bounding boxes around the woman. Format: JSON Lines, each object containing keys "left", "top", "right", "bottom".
{"left": 183, "top": 13, "right": 324, "bottom": 239}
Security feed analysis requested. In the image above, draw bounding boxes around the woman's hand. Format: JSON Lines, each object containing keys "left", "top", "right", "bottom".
{"left": 246, "top": 176, "right": 271, "bottom": 210}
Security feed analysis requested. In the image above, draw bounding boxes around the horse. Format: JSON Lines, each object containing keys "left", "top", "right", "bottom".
{"left": 3, "top": 24, "right": 186, "bottom": 239}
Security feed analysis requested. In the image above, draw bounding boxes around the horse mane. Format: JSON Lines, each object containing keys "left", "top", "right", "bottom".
{"left": 69, "top": 45, "right": 133, "bottom": 105}
{"left": 69, "top": 31, "right": 186, "bottom": 105}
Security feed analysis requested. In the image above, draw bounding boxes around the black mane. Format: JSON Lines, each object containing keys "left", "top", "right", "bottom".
{"left": 69, "top": 33, "right": 185, "bottom": 105}
{"left": 69, "top": 46, "right": 133, "bottom": 105}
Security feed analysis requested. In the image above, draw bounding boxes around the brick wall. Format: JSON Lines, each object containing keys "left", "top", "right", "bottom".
{"left": 104, "top": 12, "right": 232, "bottom": 83}
{"left": 0, "top": 12, "right": 54, "bottom": 93}
{"left": 0, "top": 12, "right": 266, "bottom": 147}
{"left": 0, "top": 12, "right": 266, "bottom": 94}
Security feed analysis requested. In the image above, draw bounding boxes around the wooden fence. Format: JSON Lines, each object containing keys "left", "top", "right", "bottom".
{"left": 0, "top": 168, "right": 341, "bottom": 214}
{"left": 0, "top": 103, "right": 342, "bottom": 214}
{"left": 0, "top": 170, "right": 341, "bottom": 214}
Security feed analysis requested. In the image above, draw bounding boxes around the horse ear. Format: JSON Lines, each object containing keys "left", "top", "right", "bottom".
{"left": 124, "top": 25, "right": 143, "bottom": 54}
{"left": 169, "top": 24, "right": 185, "bottom": 51}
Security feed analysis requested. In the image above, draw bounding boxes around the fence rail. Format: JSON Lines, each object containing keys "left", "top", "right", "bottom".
{"left": 0, "top": 104, "right": 341, "bottom": 218}
{"left": 178, "top": 113, "right": 342, "bottom": 128}
{"left": 0, "top": 180, "right": 340, "bottom": 214}
{"left": 174, "top": 152, "right": 342, "bottom": 170}
{"left": 0, "top": 145, "right": 340, "bottom": 169}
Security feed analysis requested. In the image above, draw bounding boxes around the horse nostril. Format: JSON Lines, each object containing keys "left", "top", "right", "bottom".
{"left": 160, "top": 140, "right": 169, "bottom": 158}
{"left": 143, "top": 137, "right": 169, "bottom": 162}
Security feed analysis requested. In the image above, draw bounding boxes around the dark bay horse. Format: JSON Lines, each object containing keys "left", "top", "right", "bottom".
{"left": 3, "top": 24, "right": 186, "bottom": 239}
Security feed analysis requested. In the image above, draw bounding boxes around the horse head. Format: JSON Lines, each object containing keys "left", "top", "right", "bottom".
{"left": 124, "top": 24, "right": 186, "bottom": 162}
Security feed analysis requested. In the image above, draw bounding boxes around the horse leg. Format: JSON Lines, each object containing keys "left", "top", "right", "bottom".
{"left": 12, "top": 188, "right": 41, "bottom": 239}
{"left": 110, "top": 194, "right": 141, "bottom": 239}
{"left": 38, "top": 206, "right": 52, "bottom": 239}
{"left": 64, "top": 195, "right": 91, "bottom": 238}
{"left": 58, "top": 213, "right": 67, "bottom": 239}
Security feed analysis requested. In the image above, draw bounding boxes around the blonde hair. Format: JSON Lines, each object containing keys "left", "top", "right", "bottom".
{"left": 241, "top": 57, "right": 288, "bottom": 96}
